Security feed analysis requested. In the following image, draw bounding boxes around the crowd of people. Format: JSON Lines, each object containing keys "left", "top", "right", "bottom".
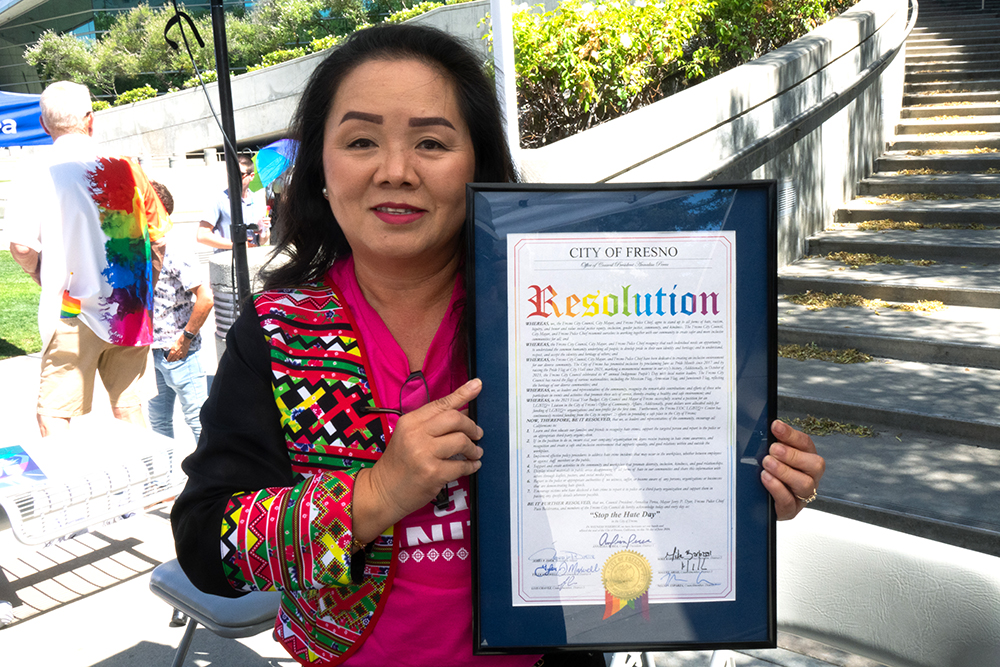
{"left": 6, "top": 23, "right": 824, "bottom": 667}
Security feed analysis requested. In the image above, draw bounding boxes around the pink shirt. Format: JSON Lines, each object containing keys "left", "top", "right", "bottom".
{"left": 330, "top": 258, "right": 537, "bottom": 667}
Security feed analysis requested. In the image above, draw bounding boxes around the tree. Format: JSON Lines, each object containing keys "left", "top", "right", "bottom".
{"left": 91, "top": 4, "right": 216, "bottom": 95}
{"left": 23, "top": 31, "right": 94, "bottom": 86}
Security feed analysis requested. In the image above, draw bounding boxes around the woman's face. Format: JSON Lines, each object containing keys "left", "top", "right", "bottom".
{"left": 322, "top": 58, "right": 476, "bottom": 267}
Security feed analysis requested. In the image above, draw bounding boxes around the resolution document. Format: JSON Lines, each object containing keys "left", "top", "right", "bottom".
{"left": 507, "top": 231, "right": 737, "bottom": 610}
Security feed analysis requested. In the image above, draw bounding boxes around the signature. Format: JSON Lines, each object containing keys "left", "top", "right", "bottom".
{"left": 529, "top": 547, "right": 596, "bottom": 563}
{"left": 659, "top": 547, "right": 713, "bottom": 572}
{"left": 598, "top": 533, "right": 652, "bottom": 549}
{"left": 696, "top": 573, "right": 719, "bottom": 586}
{"left": 533, "top": 561, "right": 601, "bottom": 578}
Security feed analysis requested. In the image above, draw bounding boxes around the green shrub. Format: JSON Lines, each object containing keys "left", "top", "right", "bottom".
{"left": 310, "top": 34, "right": 342, "bottom": 52}
{"left": 383, "top": 0, "right": 475, "bottom": 24}
{"left": 247, "top": 46, "right": 308, "bottom": 72}
{"left": 385, "top": 1, "right": 445, "bottom": 23}
{"left": 511, "top": 0, "right": 857, "bottom": 147}
{"left": 709, "top": 0, "right": 857, "bottom": 68}
{"left": 113, "top": 84, "right": 157, "bottom": 106}
{"left": 91, "top": 100, "right": 111, "bottom": 111}
{"left": 513, "top": 0, "right": 717, "bottom": 147}
{"left": 182, "top": 69, "right": 218, "bottom": 88}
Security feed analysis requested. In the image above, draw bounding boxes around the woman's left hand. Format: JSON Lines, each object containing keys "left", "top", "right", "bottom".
{"left": 761, "top": 420, "right": 825, "bottom": 520}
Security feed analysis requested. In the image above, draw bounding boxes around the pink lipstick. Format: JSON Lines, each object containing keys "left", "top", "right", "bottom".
{"left": 372, "top": 203, "right": 426, "bottom": 225}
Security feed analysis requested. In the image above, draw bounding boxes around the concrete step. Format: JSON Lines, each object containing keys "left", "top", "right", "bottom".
{"left": 793, "top": 425, "right": 1000, "bottom": 551}
{"left": 836, "top": 197, "right": 1000, "bottom": 225}
{"left": 906, "top": 42, "right": 1000, "bottom": 56}
{"left": 906, "top": 39, "right": 997, "bottom": 52}
{"left": 906, "top": 68, "right": 1000, "bottom": 85}
{"left": 901, "top": 102, "right": 1000, "bottom": 118}
{"left": 778, "top": 255, "right": 1000, "bottom": 307}
{"left": 915, "top": 6, "right": 1000, "bottom": 18}
{"left": 906, "top": 59, "right": 1000, "bottom": 75}
{"left": 906, "top": 30, "right": 996, "bottom": 50}
{"left": 803, "top": 227, "right": 1000, "bottom": 261}
{"left": 907, "top": 27, "right": 1000, "bottom": 44}
{"left": 907, "top": 51, "right": 1000, "bottom": 65}
{"left": 897, "top": 114, "right": 1000, "bottom": 133}
{"left": 858, "top": 173, "right": 1000, "bottom": 196}
{"left": 905, "top": 78, "right": 1000, "bottom": 94}
{"left": 888, "top": 131, "right": 1000, "bottom": 151}
{"left": 904, "top": 90, "right": 1000, "bottom": 105}
{"left": 905, "top": 34, "right": 1000, "bottom": 49}
{"left": 910, "top": 21, "right": 1000, "bottom": 34}
{"left": 877, "top": 151, "right": 1000, "bottom": 170}
{"left": 908, "top": 22, "right": 1000, "bottom": 35}
{"left": 778, "top": 298, "right": 1000, "bottom": 368}
{"left": 917, "top": 4, "right": 1000, "bottom": 13}
{"left": 778, "top": 356, "right": 1000, "bottom": 444}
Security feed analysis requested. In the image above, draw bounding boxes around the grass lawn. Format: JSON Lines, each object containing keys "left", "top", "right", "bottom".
{"left": 0, "top": 249, "right": 41, "bottom": 360}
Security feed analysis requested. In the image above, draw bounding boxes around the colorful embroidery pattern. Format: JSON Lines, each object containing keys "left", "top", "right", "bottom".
{"left": 86, "top": 157, "right": 154, "bottom": 345}
{"left": 221, "top": 472, "right": 357, "bottom": 593}
{"left": 219, "top": 282, "right": 398, "bottom": 665}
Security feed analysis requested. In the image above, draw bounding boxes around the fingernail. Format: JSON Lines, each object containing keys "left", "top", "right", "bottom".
{"left": 763, "top": 455, "right": 777, "bottom": 471}
{"left": 761, "top": 470, "right": 774, "bottom": 482}
{"left": 467, "top": 378, "right": 482, "bottom": 390}
{"left": 473, "top": 460, "right": 482, "bottom": 471}
{"left": 772, "top": 420, "right": 787, "bottom": 436}
{"left": 771, "top": 443, "right": 786, "bottom": 457}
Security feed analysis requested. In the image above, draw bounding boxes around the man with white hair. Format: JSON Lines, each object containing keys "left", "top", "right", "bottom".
{"left": 7, "top": 81, "right": 171, "bottom": 437}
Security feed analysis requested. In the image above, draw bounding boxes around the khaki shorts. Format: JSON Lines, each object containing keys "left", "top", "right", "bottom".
{"left": 37, "top": 318, "right": 149, "bottom": 418}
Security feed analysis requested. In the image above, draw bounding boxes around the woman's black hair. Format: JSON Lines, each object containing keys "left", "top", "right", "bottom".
{"left": 263, "top": 23, "right": 518, "bottom": 290}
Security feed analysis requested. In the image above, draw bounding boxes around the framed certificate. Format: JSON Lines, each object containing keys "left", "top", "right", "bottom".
{"left": 466, "top": 182, "right": 777, "bottom": 654}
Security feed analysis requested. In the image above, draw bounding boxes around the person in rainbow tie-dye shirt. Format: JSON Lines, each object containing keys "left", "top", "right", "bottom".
{"left": 7, "top": 81, "right": 171, "bottom": 437}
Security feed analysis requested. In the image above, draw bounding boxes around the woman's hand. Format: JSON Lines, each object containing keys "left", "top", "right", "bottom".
{"left": 761, "top": 420, "right": 825, "bottom": 521}
{"left": 354, "top": 378, "right": 484, "bottom": 542}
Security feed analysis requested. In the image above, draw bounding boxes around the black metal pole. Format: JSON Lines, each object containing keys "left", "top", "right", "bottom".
{"left": 210, "top": 0, "right": 251, "bottom": 312}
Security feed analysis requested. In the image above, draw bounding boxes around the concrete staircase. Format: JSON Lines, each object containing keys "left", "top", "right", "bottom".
{"left": 777, "top": 0, "right": 1000, "bottom": 555}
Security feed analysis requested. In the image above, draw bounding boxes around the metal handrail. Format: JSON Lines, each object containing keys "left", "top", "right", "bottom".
{"left": 699, "top": 0, "right": 919, "bottom": 181}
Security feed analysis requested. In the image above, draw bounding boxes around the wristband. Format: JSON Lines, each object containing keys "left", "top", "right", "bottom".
{"left": 182, "top": 329, "right": 196, "bottom": 340}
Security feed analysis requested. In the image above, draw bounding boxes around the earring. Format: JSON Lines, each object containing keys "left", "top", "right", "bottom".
{"left": 322, "top": 186, "right": 328, "bottom": 199}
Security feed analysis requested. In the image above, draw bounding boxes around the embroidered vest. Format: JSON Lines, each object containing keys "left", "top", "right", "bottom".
{"left": 254, "top": 280, "right": 399, "bottom": 665}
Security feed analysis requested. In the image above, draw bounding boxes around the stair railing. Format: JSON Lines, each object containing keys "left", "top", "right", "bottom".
{"left": 700, "top": 0, "right": 920, "bottom": 181}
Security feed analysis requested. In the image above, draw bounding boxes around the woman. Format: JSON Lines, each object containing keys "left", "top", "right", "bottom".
{"left": 171, "top": 23, "right": 825, "bottom": 667}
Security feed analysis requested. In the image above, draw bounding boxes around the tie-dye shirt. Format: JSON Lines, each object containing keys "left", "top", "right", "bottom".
{"left": 6, "top": 134, "right": 171, "bottom": 348}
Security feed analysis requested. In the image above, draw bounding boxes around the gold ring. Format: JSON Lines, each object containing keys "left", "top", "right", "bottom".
{"left": 796, "top": 489, "right": 818, "bottom": 504}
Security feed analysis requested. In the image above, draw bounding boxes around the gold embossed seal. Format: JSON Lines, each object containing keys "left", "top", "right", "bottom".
{"left": 602, "top": 550, "right": 652, "bottom": 602}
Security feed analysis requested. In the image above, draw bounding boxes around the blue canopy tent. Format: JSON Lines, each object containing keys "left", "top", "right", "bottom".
{"left": 0, "top": 91, "right": 52, "bottom": 147}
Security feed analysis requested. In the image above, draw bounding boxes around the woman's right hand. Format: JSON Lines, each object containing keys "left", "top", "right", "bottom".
{"left": 353, "top": 378, "right": 484, "bottom": 543}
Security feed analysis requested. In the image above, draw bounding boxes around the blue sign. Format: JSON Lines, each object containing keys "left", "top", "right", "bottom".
{"left": 0, "top": 90, "right": 53, "bottom": 147}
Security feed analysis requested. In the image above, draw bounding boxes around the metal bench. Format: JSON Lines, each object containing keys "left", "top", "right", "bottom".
{"left": 0, "top": 419, "right": 188, "bottom": 626}
{"left": 0, "top": 419, "right": 187, "bottom": 547}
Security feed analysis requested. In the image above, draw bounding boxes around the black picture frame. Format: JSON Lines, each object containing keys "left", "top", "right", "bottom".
{"left": 466, "top": 181, "right": 778, "bottom": 655}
